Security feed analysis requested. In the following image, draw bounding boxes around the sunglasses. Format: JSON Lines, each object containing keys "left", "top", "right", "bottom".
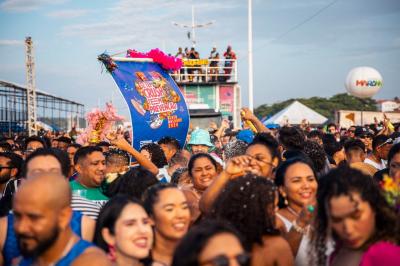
{"left": 200, "top": 253, "right": 250, "bottom": 266}
{"left": 377, "top": 138, "right": 393, "bottom": 149}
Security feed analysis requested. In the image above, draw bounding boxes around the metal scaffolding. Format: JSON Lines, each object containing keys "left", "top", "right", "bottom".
{"left": 25, "top": 37, "right": 38, "bottom": 136}
{"left": 0, "top": 80, "right": 85, "bottom": 136}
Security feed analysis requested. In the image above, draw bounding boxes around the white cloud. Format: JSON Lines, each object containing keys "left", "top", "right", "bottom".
{"left": 57, "top": 0, "right": 244, "bottom": 51}
{"left": 61, "top": 21, "right": 125, "bottom": 38}
{"left": 0, "top": 39, "right": 24, "bottom": 46}
{"left": 0, "top": 0, "right": 66, "bottom": 12}
{"left": 47, "top": 9, "right": 89, "bottom": 19}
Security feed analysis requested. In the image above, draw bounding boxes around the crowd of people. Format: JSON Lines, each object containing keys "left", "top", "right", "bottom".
{"left": 173, "top": 45, "right": 237, "bottom": 82}
{"left": 0, "top": 107, "right": 399, "bottom": 266}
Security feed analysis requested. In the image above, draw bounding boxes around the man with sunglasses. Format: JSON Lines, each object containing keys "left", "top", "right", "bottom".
{"left": 373, "top": 140, "right": 400, "bottom": 182}
{"left": 23, "top": 136, "right": 47, "bottom": 158}
{"left": 364, "top": 135, "right": 393, "bottom": 171}
{"left": 347, "top": 126, "right": 356, "bottom": 138}
{"left": 354, "top": 126, "right": 373, "bottom": 153}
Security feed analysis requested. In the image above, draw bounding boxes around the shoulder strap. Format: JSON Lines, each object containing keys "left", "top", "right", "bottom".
{"left": 55, "top": 239, "right": 93, "bottom": 266}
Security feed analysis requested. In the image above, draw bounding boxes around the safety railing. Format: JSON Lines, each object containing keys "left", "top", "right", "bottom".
{"left": 170, "top": 59, "right": 237, "bottom": 83}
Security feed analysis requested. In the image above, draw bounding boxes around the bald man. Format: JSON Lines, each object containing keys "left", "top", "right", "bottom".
{"left": 0, "top": 149, "right": 98, "bottom": 266}
{"left": 12, "top": 174, "right": 110, "bottom": 266}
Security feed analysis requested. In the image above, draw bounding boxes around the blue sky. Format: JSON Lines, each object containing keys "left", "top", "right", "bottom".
{"left": 0, "top": 0, "right": 399, "bottom": 116}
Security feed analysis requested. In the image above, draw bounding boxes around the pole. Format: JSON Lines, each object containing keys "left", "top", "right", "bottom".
{"left": 248, "top": 0, "right": 254, "bottom": 112}
{"left": 191, "top": 6, "right": 196, "bottom": 47}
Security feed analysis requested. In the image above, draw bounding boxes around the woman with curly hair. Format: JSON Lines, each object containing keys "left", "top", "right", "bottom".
{"left": 172, "top": 220, "right": 249, "bottom": 266}
{"left": 303, "top": 140, "right": 330, "bottom": 177}
{"left": 211, "top": 174, "right": 293, "bottom": 266}
{"left": 140, "top": 143, "right": 174, "bottom": 183}
{"left": 200, "top": 133, "right": 280, "bottom": 213}
{"left": 140, "top": 143, "right": 168, "bottom": 168}
{"left": 312, "top": 166, "right": 400, "bottom": 266}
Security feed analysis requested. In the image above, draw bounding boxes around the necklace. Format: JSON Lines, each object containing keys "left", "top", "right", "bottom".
{"left": 287, "top": 206, "right": 300, "bottom": 217}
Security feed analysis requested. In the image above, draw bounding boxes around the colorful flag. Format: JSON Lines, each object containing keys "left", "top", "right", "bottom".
{"left": 104, "top": 58, "right": 190, "bottom": 150}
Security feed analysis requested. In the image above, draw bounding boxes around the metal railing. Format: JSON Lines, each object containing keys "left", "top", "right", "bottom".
{"left": 170, "top": 59, "right": 237, "bottom": 83}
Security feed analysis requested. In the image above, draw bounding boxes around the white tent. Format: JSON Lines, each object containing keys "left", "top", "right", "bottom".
{"left": 263, "top": 101, "right": 328, "bottom": 125}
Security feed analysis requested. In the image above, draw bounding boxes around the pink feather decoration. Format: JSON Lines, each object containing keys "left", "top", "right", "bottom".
{"left": 76, "top": 103, "right": 124, "bottom": 145}
{"left": 126, "top": 48, "right": 182, "bottom": 71}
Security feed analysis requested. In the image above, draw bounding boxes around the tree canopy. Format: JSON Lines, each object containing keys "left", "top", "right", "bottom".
{"left": 254, "top": 93, "right": 377, "bottom": 122}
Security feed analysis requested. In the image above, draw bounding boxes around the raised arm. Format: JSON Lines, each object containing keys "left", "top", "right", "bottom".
{"left": 240, "top": 107, "right": 271, "bottom": 134}
{"left": 107, "top": 133, "right": 159, "bottom": 175}
{"left": 214, "top": 119, "right": 230, "bottom": 140}
{"left": 199, "top": 156, "right": 251, "bottom": 214}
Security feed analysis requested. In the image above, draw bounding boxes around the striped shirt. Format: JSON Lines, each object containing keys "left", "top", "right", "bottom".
{"left": 70, "top": 194, "right": 103, "bottom": 220}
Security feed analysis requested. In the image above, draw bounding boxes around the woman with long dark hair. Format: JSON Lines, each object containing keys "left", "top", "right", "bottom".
{"left": 274, "top": 157, "right": 318, "bottom": 266}
{"left": 312, "top": 166, "right": 400, "bottom": 266}
{"left": 94, "top": 195, "right": 153, "bottom": 266}
{"left": 142, "top": 183, "right": 191, "bottom": 266}
{"left": 182, "top": 153, "right": 221, "bottom": 222}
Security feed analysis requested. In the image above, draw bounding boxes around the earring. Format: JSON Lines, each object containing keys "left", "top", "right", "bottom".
{"left": 108, "top": 244, "right": 117, "bottom": 262}
{"left": 281, "top": 194, "right": 288, "bottom": 206}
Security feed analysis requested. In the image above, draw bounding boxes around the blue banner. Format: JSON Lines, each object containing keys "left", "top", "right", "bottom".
{"left": 109, "top": 59, "right": 190, "bottom": 150}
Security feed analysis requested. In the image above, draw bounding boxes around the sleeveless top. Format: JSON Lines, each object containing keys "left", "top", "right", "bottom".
{"left": 3, "top": 211, "right": 83, "bottom": 266}
{"left": 360, "top": 241, "right": 400, "bottom": 266}
{"left": 19, "top": 239, "right": 93, "bottom": 266}
{"left": 276, "top": 213, "right": 313, "bottom": 266}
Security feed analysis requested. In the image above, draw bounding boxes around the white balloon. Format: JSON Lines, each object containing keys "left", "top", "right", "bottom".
{"left": 345, "top": 67, "right": 383, "bottom": 98}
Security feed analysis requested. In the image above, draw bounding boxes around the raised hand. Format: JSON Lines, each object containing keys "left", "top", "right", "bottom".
{"left": 240, "top": 107, "right": 256, "bottom": 121}
{"left": 225, "top": 155, "right": 252, "bottom": 178}
{"left": 296, "top": 199, "right": 317, "bottom": 228}
{"left": 106, "top": 132, "right": 131, "bottom": 151}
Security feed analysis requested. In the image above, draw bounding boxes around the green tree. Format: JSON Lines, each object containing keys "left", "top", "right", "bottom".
{"left": 255, "top": 93, "right": 377, "bottom": 122}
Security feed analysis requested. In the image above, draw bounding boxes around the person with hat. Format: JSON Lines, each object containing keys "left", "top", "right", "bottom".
{"left": 187, "top": 129, "right": 224, "bottom": 167}
{"left": 354, "top": 126, "right": 373, "bottom": 152}
{"left": 236, "top": 129, "right": 255, "bottom": 144}
{"left": 364, "top": 135, "right": 393, "bottom": 171}
{"left": 187, "top": 129, "right": 215, "bottom": 155}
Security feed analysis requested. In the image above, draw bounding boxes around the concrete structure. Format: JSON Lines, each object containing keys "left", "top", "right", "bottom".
{"left": 376, "top": 99, "right": 400, "bottom": 112}
{"left": 335, "top": 109, "right": 400, "bottom": 128}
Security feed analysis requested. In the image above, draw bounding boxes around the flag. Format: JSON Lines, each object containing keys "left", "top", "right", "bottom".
{"left": 104, "top": 58, "right": 190, "bottom": 150}
{"left": 345, "top": 113, "right": 355, "bottom": 123}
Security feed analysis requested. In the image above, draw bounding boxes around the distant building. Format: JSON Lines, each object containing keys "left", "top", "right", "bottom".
{"left": 376, "top": 99, "right": 400, "bottom": 112}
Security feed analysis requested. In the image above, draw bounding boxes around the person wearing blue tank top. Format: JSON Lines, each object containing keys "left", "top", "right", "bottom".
{"left": 12, "top": 174, "right": 110, "bottom": 266}
{"left": 1, "top": 211, "right": 87, "bottom": 266}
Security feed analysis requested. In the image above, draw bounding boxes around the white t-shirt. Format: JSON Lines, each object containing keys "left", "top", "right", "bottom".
{"left": 157, "top": 166, "right": 171, "bottom": 183}
{"left": 364, "top": 158, "right": 386, "bottom": 171}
